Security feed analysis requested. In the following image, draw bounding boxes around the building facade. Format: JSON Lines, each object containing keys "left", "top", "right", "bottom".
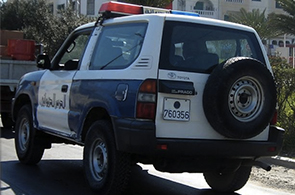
{"left": 45, "top": 0, "right": 287, "bottom": 22}
{"left": 46, "top": 0, "right": 109, "bottom": 16}
{"left": 172, "top": 0, "right": 286, "bottom": 20}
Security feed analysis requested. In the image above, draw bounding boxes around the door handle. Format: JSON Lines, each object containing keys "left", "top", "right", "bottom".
{"left": 61, "top": 85, "right": 68, "bottom": 93}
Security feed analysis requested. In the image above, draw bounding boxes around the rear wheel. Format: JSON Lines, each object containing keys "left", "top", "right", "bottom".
{"left": 83, "top": 120, "right": 131, "bottom": 195}
{"left": 15, "top": 105, "right": 44, "bottom": 164}
{"left": 203, "top": 166, "right": 252, "bottom": 192}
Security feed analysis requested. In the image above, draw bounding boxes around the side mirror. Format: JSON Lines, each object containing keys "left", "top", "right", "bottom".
{"left": 36, "top": 54, "right": 51, "bottom": 69}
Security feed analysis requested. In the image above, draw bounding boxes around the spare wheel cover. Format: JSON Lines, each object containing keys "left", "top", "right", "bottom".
{"left": 203, "top": 57, "right": 276, "bottom": 139}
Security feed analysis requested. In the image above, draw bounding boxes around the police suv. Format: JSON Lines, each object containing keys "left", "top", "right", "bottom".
{"left": 12, "top": 1, "right": 284, "bottom": 194}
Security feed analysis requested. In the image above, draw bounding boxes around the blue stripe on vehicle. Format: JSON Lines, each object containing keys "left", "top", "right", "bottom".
{"left": 14, "top": 70, "right": 47, "bottom": 127}
{"left": 68, "top": 79, "right": 144, "bottom": 134}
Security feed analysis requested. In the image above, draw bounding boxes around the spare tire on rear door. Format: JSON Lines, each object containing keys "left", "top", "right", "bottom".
{"left": 203, "top": 57, "right": 276, "bottom": 139}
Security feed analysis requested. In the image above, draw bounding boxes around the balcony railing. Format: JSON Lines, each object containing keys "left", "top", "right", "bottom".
{"left": 193, "top": 10, "right": 217, "bottom": 19}
{"left": 225, "top": 0, "right": 243, "bottom": 3}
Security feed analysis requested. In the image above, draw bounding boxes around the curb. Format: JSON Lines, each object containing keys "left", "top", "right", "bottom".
{"left": 259, "top": 156, "right": 295, "bottom": 169}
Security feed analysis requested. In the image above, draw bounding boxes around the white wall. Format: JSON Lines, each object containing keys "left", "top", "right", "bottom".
{"left": 80, "top": 0, "right": 109, "bottom": 16}
{"left": 47, "top": 0, "right": 114, "bottom": 16}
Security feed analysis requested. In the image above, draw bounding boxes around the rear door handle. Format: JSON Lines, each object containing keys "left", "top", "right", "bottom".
{"left": 61, "top": 85, "right": 68, "bottom": 93}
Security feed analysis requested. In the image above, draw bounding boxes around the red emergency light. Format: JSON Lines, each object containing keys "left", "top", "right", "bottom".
{"left": 99, "top": 1, "right": 143, "bottom": 16}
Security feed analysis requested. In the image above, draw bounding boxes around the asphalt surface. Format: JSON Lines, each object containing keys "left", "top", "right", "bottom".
{"left": 1, "top": 123, "right": 294, "bottom": 195}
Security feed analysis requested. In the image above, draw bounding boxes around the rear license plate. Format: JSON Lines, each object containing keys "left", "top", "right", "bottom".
{"left": 163, "top": 98, "right": 190, "bottom": 121}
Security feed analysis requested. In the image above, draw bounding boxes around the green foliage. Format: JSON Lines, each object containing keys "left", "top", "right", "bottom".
{"left": 0, "top": 0, "right": 24, "bottom": 30}
{"left": 228, "top": 8, "right": 280, "bottom": 40}
{"left": 269, "top": 0, "right": 295, "bottom": 36}
{"left": 270, "top": 56, "right": 295, "bottom": 156}
{"left": 123, "top": 0, "right": 172, "bottom": 8}
{"left": 25, "top": 6, "right": 94, "bottom": 58}
{"left": 0, "top": 0, "right": 95, "bottom": 58}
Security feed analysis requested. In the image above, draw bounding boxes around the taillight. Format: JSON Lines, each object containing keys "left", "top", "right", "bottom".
{"left": 271, "top": 110, "right": 278, "bottom": 125}
{"left": 136, "top": 79, "right": 157, "bottom": 120}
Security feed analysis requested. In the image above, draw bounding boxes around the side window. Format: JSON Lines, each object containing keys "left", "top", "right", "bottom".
{"left": 53, "top": 29, "right": 91, "bottom": 70}
{"left": 90, "top": 23, "right": 148, "bottom": 70}
{"left": 206, "top": 39, "right": 254, "bottom": 62}
{"left": 240, "top": 39, "right": 254, "bottom": 57}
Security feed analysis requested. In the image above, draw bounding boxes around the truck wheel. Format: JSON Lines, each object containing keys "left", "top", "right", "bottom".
{"left": 1, "top": 112, "right": 14, "bottom": 129}
{"left": 203, "top": 166, "right": 252, "bottom": 192}
{"left": 203, "top": 57, "right": 276, "bottom": 139}
{"left": 15, "top": 105, "right": 44, "bottom": 165}
{"left": 83, "top": 120, "right": 131, "bottom": 195}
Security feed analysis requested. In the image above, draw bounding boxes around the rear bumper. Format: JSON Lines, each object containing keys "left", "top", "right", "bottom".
{"left": 156, "top": 126, "right": 284, "bottom": 157}
{"left": 113, "top": 117, "right": 284, "bottom": 158}
{"left": 113, "top": 118, "right": 156, "bottom": 154}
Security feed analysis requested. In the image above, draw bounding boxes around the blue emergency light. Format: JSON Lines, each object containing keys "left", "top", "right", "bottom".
{"left": 171, "top": 10, "right": 200, "bottom": 17}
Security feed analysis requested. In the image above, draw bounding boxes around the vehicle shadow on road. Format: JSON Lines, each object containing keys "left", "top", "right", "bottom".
{"left": 1, "top": 159, "right": 240, "bottom": 195}
{"left": 125, "top": 165, "right": 239, "bottom": 195}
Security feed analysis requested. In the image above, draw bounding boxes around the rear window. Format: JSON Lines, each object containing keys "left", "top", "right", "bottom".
{"left": 159, "top": 21, "right": 265, "bottom": 73}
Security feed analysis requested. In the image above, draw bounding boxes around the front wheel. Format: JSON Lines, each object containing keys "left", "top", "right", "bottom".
{"left": 83, "top": 120, "right": 131, "bottom": 195}
{"left": 203, "top": 166, "right": 252, "bottom": 192}
{"left": 15, "top": 105, "right": 44, "bottom": 165}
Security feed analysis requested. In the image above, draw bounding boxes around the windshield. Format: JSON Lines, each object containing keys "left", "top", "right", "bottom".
{"left": 159, "top": 21, "right": 265, "bottom": 73}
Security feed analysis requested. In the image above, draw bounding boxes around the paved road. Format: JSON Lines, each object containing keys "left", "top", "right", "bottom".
{"left": 1, "top": 126, "right": 293, "bottom": 195}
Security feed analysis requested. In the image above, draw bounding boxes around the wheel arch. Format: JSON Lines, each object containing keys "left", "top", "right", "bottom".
{"left": 12, "top": 94, "right": 32, "bottom": 122}
{"left": 81, "top": 107, "right": 112, "bottom": 143}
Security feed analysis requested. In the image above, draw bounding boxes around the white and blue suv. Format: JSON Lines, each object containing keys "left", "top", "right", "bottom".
{"left": 12, "top": 2, "right": 284, "bottom": 194}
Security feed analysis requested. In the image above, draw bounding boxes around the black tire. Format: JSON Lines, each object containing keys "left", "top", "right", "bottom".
{"left": 203, "top": 166, "right": 252, "bottom": 192}
{"left": 15, "top": 105, "right": 44, "bottom": 165}
{"left": 203, "top": 57, "right": 276, "bottom": 139}
{"left": 83, "top": 120, "right": 131, "bottom": 195}
{"left": 1, "top": 112, "right": 14, "bottom": 129}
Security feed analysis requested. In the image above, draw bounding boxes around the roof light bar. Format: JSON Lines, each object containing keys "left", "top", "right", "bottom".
{"left": 99, "top": 1, "right": 200, "bottom": 18}
{"left": 99, "top": 1, "right": 142, "bottom": 16}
